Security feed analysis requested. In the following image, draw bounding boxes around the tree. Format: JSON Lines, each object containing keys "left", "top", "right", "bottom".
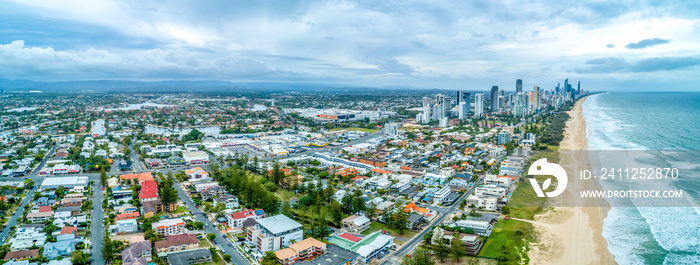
{"left": 102, "top": 232, "right": 114, "bottom": 263}
{"left": 270, "top": 163, "right": 283, "bottom": 185}
{"left": 207, "top": 233, "right": 216, "bottom": 241}
{"left": 70, "top": 250, "right": 88, "bottom": 265}
{"left": 450, "top": 233, "right": 467, "bottom": 263}
{"left": 389, "top": 211, "right": 410, "bottom": 234}
{"left": 434, "top": 232, "right": 449, "bottom": 263}
{"left": 281, "top": 201, "right": 293, "bottom": 217}
{"left": 100, "top": 167, "right": 107, "bottom": 187}
{"left": 501, "top": 206, "right": 510, "bottom": 215}
{"left": 401, "top": 248, "right": 435, "bottom": 265}
{"left": 55, "top": 186, "right": 65, "bottom": 199}
{"left": 260, "top": 251, "right": 281, "bottom": 265}
{"left": 330, "top": 201, "right": 343, "bottom": 227}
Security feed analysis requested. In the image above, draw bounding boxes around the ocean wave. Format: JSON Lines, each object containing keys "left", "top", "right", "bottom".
{"left": 584, "top": 93, "right": 700, "bottom": 264}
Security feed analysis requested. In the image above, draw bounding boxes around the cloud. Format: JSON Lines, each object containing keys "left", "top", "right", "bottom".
{"left": 0, "top": 40, "right": 282, "bottom": 80}
{"left": 0, "top": 0, "right": 700, "bottom": 91}
{"left": 625, "top": 38, "right": 671, "bottom": 49}
{"left": 574, "top": 56, "right": 700, "bottom": 74}
{"left": 375, "top": 59, "right": 415, "bottom": 74}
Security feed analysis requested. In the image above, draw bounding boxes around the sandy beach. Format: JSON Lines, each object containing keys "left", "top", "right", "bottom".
{"left": 528, "top": 97, "right": 617, "bottom": 265}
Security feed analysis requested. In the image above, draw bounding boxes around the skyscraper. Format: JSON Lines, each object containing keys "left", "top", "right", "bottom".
{"left": 456, "top": 91, "right": 470, "bottom": 106}
{"left": 534, "top": 86, "right": 540, "bottom": 109}
{"left": 516, "top": 79, "right": 523, "bottom": 94}
{"left": 458, "top": 102, "right": 467, "bottom": 120}
{"left": 514, "top": 92, "right": 526, "bottom": 118}
{"left": 474, "top": 93, "right": 484, "bottom": 118}
{"left": 435, "top": 94, "right": 447, "bottom": 119}
{"left": 577, "top": 81, "right": 581, "bottom": 94}
{"left": 490, "top": 86, "right": 499, "bottom": 111}
{"left": 498, "top": 89, "right": 505, "bottom": 110}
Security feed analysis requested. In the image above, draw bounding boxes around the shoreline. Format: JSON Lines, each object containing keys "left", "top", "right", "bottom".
{"left": 528, "top": 97, "right": 617, "bottom": 265}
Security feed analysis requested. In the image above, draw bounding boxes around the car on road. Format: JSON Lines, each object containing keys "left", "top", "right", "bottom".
{"left": 18, "top": 203, "right": 21, "bottom": 206}
{"left": 214, "top": 240, "right": 218, "bottom": 244}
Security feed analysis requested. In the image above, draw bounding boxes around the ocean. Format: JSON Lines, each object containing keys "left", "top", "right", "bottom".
{"left": 583, "top": 92, "right": 700, "bottom": 264}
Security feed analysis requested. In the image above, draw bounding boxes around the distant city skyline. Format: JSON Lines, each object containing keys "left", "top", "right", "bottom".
{"left": 1, "top": 1, "right": 700, "bottom": 91}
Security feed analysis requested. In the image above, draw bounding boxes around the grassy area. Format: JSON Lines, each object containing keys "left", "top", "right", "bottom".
{"left": 479, "top": 219, "right": 534, "bottom": 265}
{"left": 275, "top": 189, "right": 296, "bottom": 201}
{"left": 201, "top": 239, "right": 212, "bottom": 248}
{"left": 329, "top": 127, "right": 380, "bottom": 133}
{"left": 173, "top": 206, "right": 187, "bottom": 213}
{"left": 507, "top": 150, "right": 559, "bottom": 220}
{"left": 360, "top": 221, "right": 418, "bottom": 239}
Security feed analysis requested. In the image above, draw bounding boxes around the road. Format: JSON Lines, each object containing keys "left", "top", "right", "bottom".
{"left": 90, "top": 176, "right": 104, "bottom": 265}
{"left": 172, "top": 181, "right": 248, "bottom": 265}
{"left": 379, "top": 177, "right": 484, "bottom": 265}
{"left": 128, "top": 140, "right": 145, "bottom": 171}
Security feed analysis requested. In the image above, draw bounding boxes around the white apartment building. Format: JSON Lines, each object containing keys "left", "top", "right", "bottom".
{"left": 433, "top": 186, "right": 452, "bottom": 204}
{"left": 247, "top": 215, "right": 303, "bottom": 253}
{"left": 152, "top": 218, "right": 186, "bottom": 236}
{"left": 474, "top": 184, "right": 506, "bottom": 198}
{"left": 455, "top": 220, "right": 493, "bottom": 237}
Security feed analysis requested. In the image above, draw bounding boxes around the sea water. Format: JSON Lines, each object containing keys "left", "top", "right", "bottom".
{"left": 583, "top": 92, "right": 700, "bottom": 264}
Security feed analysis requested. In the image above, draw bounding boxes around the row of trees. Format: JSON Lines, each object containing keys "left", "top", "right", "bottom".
{"left": 216, "top": 167, "right": 279, "bottom": 215}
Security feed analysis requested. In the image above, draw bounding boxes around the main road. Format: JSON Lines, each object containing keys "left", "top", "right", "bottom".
{"left": 172, "top": 181, "right": 249, "bottom": 265}
{"left": 379, "top": 176, "right": 484, "bottom": 265}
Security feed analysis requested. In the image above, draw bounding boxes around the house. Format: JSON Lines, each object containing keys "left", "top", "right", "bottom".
{"left": 59, "top": 227, "right": 77, "bottom": 236}
{"left": 155, "top": 234, "right": 199, "bottom": 254}
{"left": 214, "top": 195, "right": 240, "bottom": 210}
{"left": 194, "top": 182, "right": 219, "bottom": 192}
{"left": 431, "top": 227, "right": 482, "bottom": 256}
{"left": 116, "top": 212, "right": 141, "bottom": 221}
{"left": 186, "top": 167, "right": 211, "bottom": 184}
{"left": 342, "top": 215, "right": 370, "bottom": 233}
{"left": 152, "top": 218, "right": 186, "bottom": 236}
{"left": 142, "top": 199, "right": 165, "bottom": 218}
{"left": 33, "top": 197, "right": 54, "bottom": 207}
{"left": 247, "top": 215, "right": 303, "bottom": 253}
{"left": 43, "top": 234, "right": 83, "bottom": 259}
{"left": 26, "top": 212, "right": 52, "bottom": 223}
{"left": 294, "top": 245, "right": 360, "bottom": 265}
{"left": 3, "top": 249, "right": 39, "bottom": 261}
{"left": 166, "top": 249, "right": 212, "bottom": 265}
{"left": 122, "top": 240, "right": 153, "bottom": 265}
{"left": 56, "top": 206, "right": 81, "bottom": 216}
{"left": 120, "top": 172, "right": 154, "bottom": 186}
{"left": 227, "top": 209, "right": 265, "bottom": 229}
{"left": 375, "top": 201, "right": 394, "bottom": 214}
{"left": 275, "top": 237, "right": 327, "bottom": 265}
{"left": 9, "top": 227, "right": 46, "bottom": 251}
{"left": 112, "top": 219, "right": 139, "bottom": 234}
{"left": 200, "top": 186, "right": 227, "bottom": 201}
{"left": 408, "top": 213, "right": 425, "bottom": 230}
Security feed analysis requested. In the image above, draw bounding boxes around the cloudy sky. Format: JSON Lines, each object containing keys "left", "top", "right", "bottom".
{"left": 1, "top": 0, "right": 699, "bottom": 91}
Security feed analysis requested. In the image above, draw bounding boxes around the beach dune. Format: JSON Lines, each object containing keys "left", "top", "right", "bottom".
{"left": 528, "top": 97, "right": 617, "bottom": 265}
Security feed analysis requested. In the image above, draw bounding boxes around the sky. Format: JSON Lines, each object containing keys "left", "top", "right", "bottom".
{"left": 1, "top": 0, "right": 699, "bottom": 91}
